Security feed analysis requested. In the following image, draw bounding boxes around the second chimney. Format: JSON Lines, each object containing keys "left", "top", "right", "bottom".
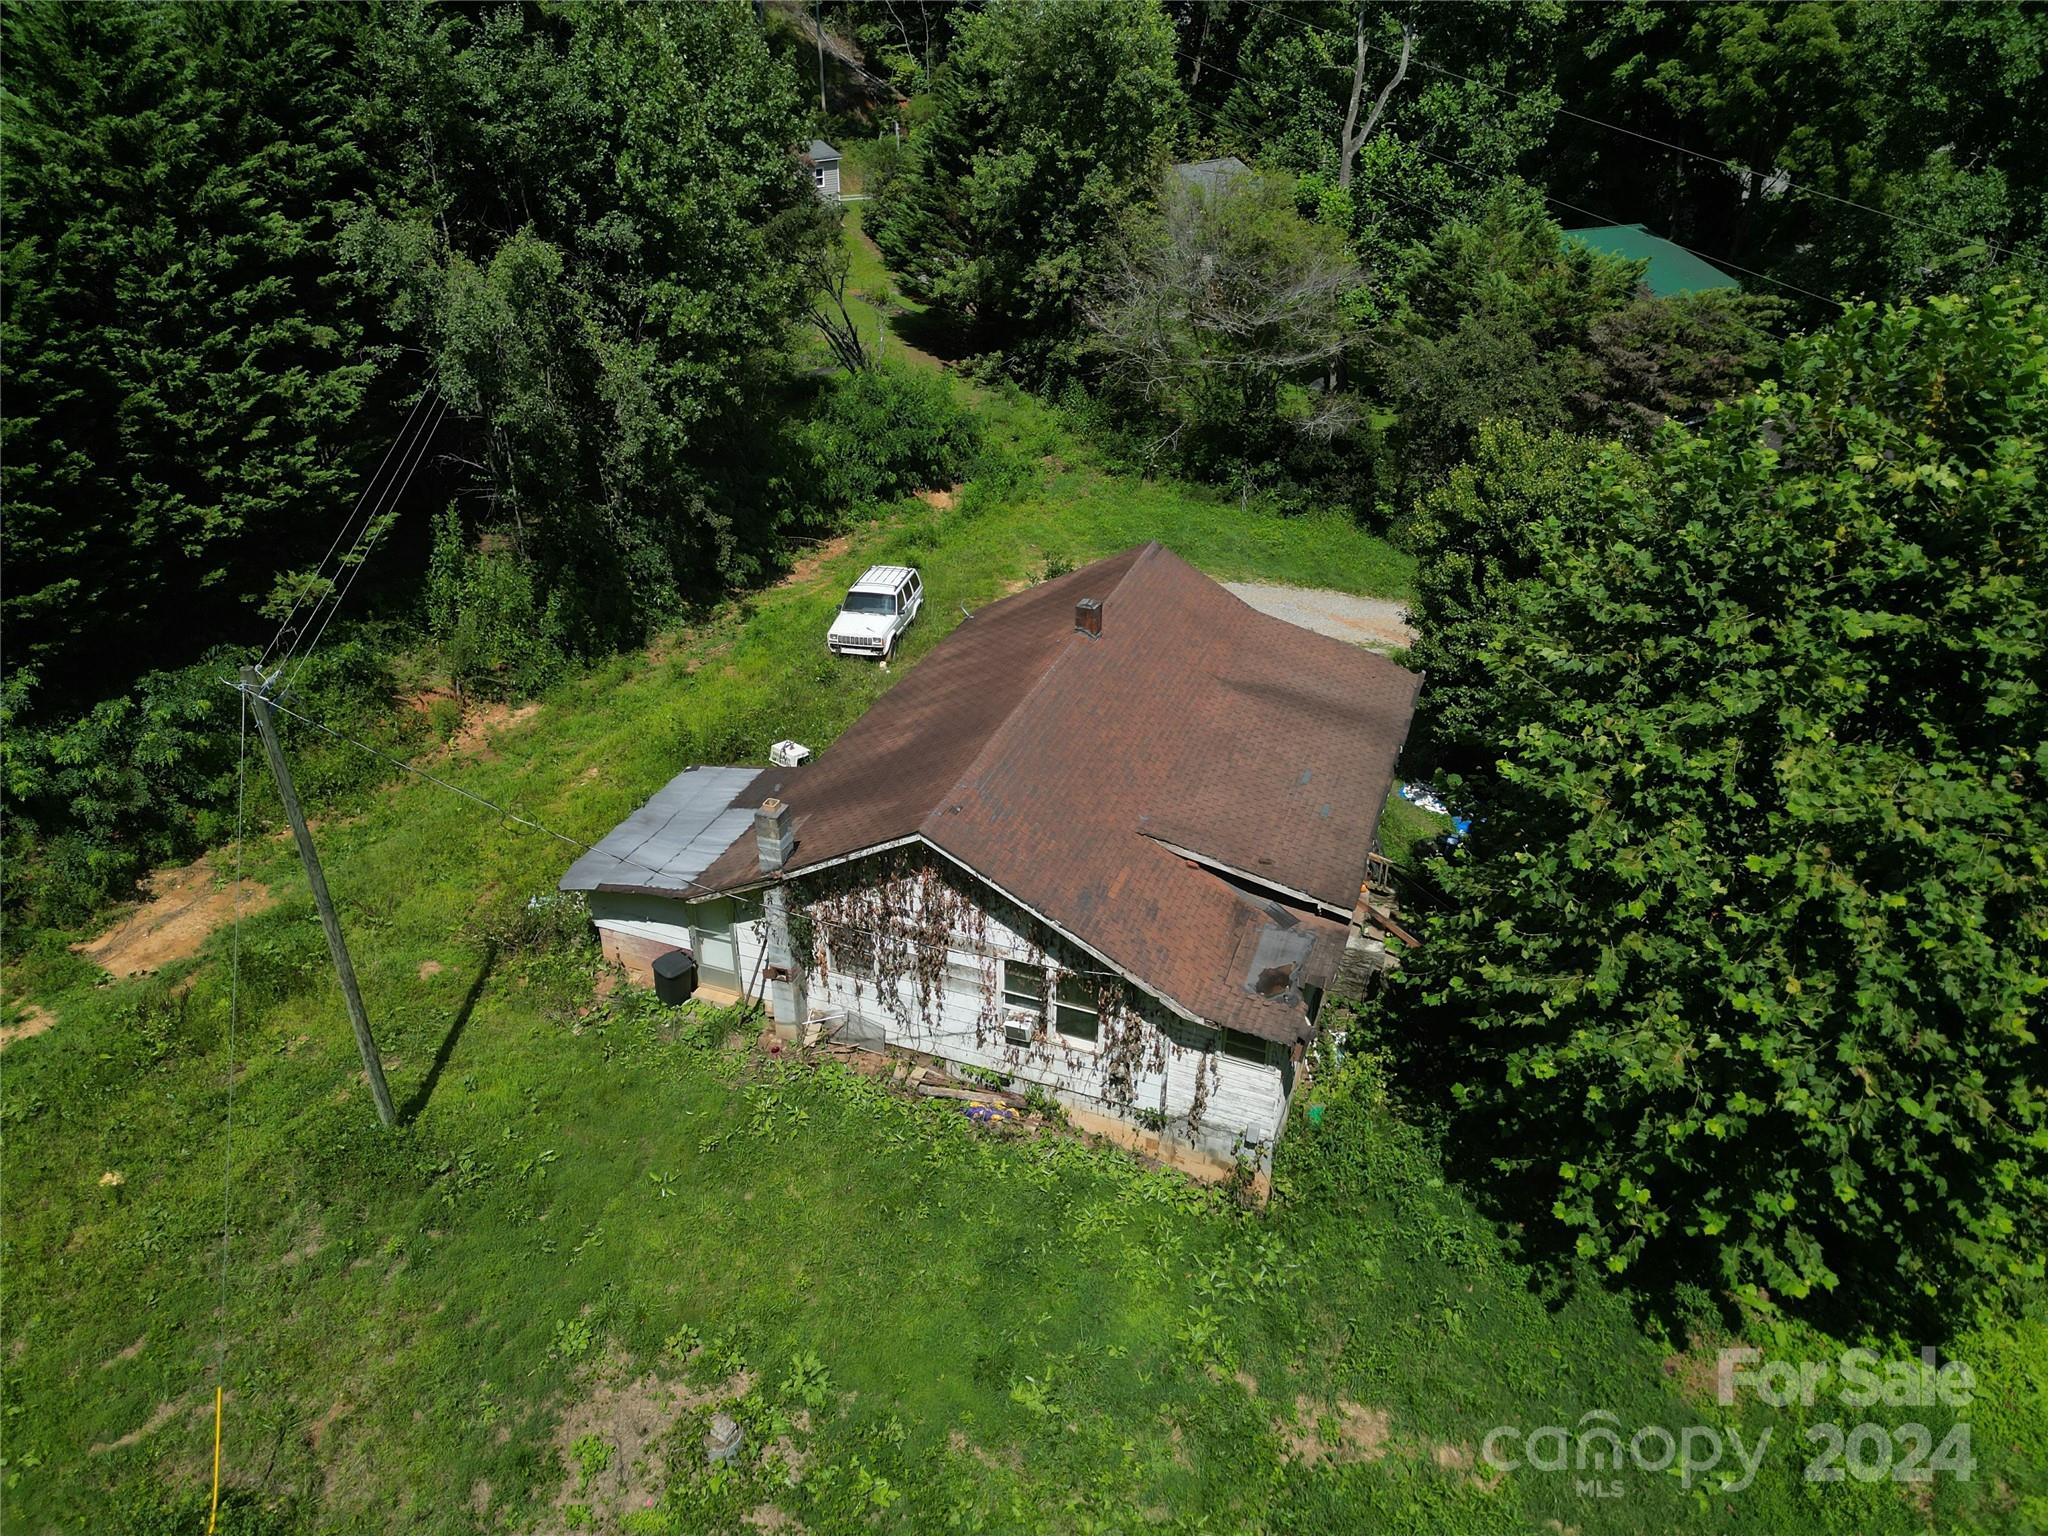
{"left": 1074, "top": 597, "right": 1103, "bottom": 638}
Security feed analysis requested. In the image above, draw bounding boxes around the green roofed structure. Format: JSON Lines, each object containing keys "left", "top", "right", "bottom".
{"left": 1562, "top": 223, "right": 1741, "bottom": 298}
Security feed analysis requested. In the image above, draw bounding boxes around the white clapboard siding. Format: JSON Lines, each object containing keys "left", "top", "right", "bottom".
{"left": 734, "top": 892, "right": 1289, "bottom": 1161}
{"left": 589, "top": 876, "right": 1292, "bottom": 1160}
{"left": 586, "top": 890, "right": 698, "bottom": 950}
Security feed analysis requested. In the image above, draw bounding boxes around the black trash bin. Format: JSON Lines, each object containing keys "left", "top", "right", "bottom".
{"left": 651, "top": 947, "right": 697, "bottom": 1004}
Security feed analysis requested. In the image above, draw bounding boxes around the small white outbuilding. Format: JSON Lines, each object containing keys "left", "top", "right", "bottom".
{"left": 802, "top": 139, "right": 841, "bottom": 201}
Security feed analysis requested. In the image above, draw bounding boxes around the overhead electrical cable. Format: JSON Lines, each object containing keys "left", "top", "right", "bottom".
{"left": 259, "top": 384, "right": 441, "bottom": 669}
{"left": 282, "top": 395, "right": 450, "bottom": 689}
{"left": 1171, "top": 41, "right": 1843, "bottom": 309}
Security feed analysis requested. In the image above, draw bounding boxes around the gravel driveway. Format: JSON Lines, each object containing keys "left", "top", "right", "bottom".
{"left": 1224, "top": 582, "right": 1415, "bottom": 653}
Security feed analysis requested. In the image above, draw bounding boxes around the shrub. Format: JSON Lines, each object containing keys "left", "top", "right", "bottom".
{"left": 3, "top": 650, "right": 246, "bottom": 925}
{"left": 798, "top": 363, "right": 980, "bottom": 508}
{"left": 425, "top": 508, "right": 569, "bottom": 698}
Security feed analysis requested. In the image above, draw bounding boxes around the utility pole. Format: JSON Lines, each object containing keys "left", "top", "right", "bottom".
{"left": 815, "top": 0, "right": 828, "bottom": 113}
{"left": 241, "top": 667, "right": 397, "bottom": 1127}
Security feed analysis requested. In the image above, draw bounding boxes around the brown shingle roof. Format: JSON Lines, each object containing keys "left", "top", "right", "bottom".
{"left": 694, "top": 543, "right": 1421, "bottom": 1040}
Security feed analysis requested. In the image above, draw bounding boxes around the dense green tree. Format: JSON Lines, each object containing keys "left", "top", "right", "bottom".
{"left": 348, "top": 0, "right": 823, "bottom": 647}
{"left": 1195, "top": 2, "right": 1566, "bottom": 277}
{"left": 2, "top": 0, "right": 826, "bottom": 715}
{"left": 1, "top": 2, "right": 392, "bottom": 717}
{"left": 1577, "top": 289, "right": 1787, "bottom": 442}
{"left": 1556, "top": 1, "right": 2048, "bottom": 308}
{"left": 1390, "top": 286, "right": 2048, "bottom": 1318}
{"left": 1403, "top": 421, "right": 1636, "bottom": 788}
{"left": 816, "top": 0, "right": 980, "bottom": 96}
{"left": 868, "top": 0, "right": 1183, "bottom": 376}
{"left": 1365, "top": 182, "right": 1642, "bottom": 484}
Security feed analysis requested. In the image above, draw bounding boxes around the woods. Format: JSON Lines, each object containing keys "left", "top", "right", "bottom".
{"left": 3, "top": 0, "right": 821, "bottom": 721}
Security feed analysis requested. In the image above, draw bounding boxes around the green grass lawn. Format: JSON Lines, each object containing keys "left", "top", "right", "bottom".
{"left": 7, "top": 375, "right": 2043, "bottom": 1534}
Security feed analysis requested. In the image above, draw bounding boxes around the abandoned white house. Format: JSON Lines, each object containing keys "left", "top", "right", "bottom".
{"left": 561, "top": 544, "right": 1421, "bottom": 1172}
{"left": 801, "top": 139, "right": 842, "bottom": 200}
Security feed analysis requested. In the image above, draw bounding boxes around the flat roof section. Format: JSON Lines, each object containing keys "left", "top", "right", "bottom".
{"left": 559, "top": 765, "right": 769, "bottom": 897}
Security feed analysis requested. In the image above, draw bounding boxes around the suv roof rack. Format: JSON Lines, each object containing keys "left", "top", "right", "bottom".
{"left": 851, "top": 563, "right": 917, "bottom": 591}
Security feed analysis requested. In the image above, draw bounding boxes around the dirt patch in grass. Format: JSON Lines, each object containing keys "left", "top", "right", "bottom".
{"left": 448, "top": 700, "right": 541, "bottom": 759}
{"left": 1278, "top": 1396, "right": 1391, "bottom": 1467}
{"left": 306, "top": 1396, "right": 351, "bottom": 1452}
{"left": 915, "top": 485, "right": 961, "bottom": 511}
{"left": 947, "top": 1427, "right": 1022, "bottom": 1475}
{"left": 99, "top": 1334, "right": 148, "bottom": 1370}
{"left": 776, "top": 534, "right": 854, "bottom": 590}
{"left": 282, "top": 1221, "right": 328, "bottom": 1268}
{"left": 546, "top": 1368, "right": 752, "bottom": 1532}
{"left": 418, "top": 960, "right": 445, "bottom": 980}
{"left": 744, "top": 1506, "right": 801, "bottom": 1532}
{"left": 72, "top": 855, "right": 273, "bottom": 979}
{"left": 0, "top": 1003, "right": 57, "bottom": 1052}
{"left": 1660, "top": 1333, "right": 1731, "bottom": 1409}
{"left": 90, "top": 1397, "right": 185, "bottom": 1455}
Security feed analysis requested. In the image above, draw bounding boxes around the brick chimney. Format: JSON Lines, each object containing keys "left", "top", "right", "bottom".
{"left": 1074, "top": 597, "right": 1103, "bottom": 638}
{"left": 754, "top": 798, "right": 806, "bottom": 1038}
{"left": 755, "top": 798, "right": 795, "bottom": 871}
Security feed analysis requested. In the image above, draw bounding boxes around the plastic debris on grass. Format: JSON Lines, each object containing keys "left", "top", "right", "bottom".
{"left": 1397, "top": 781, "right": 1471, "bottom": 842}
{"left": 961, "top": 1100, "right": 1021, "bottom": 1127}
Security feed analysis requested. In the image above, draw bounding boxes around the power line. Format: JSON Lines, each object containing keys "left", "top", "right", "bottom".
{"left": 259, "top": 385, "right": 441, "bottom": 669}
{"left": 283, "top": 396, "right": 449, "bottom": 689}
{"left": 205, "top": 684, "right": 251, "bottom": 1536}
{"left": 241, "top": 679, "right": 1151, "bottom": 982}
{"left": 1398, "top": 141, "right": 1845, "bottom": 309}
{"left": 1252, "top": 2, "right": 2007, "bottom": 263}
{"left": 245, "top": 683, "right": 736, "bottom": 904}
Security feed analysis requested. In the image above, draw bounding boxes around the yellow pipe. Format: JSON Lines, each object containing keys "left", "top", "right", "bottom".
{"left": 206, "top": 1385, "right": 223, "bottom": 1534}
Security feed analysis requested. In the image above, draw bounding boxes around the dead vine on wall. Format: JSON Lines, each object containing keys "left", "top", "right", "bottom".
{"left": 788, "top": 850, "right": 1230, "bottom": 1123}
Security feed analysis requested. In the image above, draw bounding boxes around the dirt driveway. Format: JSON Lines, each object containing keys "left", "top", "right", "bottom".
{"left": 1224, "top": 583, "right": 1415, "bottom": 653}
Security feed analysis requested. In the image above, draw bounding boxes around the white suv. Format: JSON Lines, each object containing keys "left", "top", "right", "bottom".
{"left": 827, "top": 564, "right": 922, "bottom": 660}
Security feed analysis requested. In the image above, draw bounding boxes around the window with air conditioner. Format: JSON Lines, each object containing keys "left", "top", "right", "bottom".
{"left": 1001, "top": 960, "right": 1044, "bottom": 1044}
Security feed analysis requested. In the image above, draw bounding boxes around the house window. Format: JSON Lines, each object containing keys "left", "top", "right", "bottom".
{"left": 1053, "top": 976, "right": 1099, "bottom": 1045}
{"left": 1001, "top": 960, "right": 1045, "bottom": 1016}
{"left": 1222, "top": 1029, "right": 1280, "bottom": 1067}
{"left": 812, "top": 166, "right": 825, "bottom": 188}
{"left": 827, "top": 927, "right": 875, "bottom": 981}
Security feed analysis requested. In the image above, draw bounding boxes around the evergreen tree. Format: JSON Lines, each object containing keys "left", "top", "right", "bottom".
{"left": 869, "top": 0, "right": 1184, "bottom": 376}
{"left": 2, "top": 2, "right": 390, "bottom": 715}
